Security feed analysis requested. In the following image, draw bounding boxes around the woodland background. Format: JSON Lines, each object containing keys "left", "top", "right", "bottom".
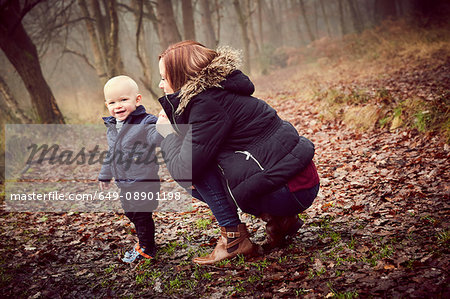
{"left": 1, "top": 0, "right": 449, "bottom": 298}
{"left": 0, "top": 0, "right": 447, "bottom": 124}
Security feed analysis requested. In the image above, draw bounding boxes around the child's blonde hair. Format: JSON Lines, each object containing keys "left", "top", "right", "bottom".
{"left": 103, "top": 75, "right": 139, "bottom": 98}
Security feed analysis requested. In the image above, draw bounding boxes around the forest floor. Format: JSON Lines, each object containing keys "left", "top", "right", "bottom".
{"left": 1, "top": 47, "right": 449, "bottom": 298}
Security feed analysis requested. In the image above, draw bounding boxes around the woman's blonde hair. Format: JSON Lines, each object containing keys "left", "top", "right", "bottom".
{"left": 159, "top": 41, "right": 217, "bottom": 92}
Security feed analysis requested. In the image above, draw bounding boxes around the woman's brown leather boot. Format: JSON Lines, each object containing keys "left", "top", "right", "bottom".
{"left": 193, "top": 223, "right": 258, "bottom": 265}
{"left": 260, "top": 213, "right": 304, "bottom": 250}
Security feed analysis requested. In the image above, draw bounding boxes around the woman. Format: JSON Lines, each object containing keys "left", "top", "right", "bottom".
{"left": 156, "top": 41, "right": 319, "bottom": 265}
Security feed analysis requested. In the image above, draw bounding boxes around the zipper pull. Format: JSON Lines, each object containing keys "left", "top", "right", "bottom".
{"left": 235, "top": 150, "right": 264, "bottom": 170}
{"left": 244, "top": 151, "right": 251, "bottom": 160}
{"left": 235, "top": 150, "right": 251, "bottom": 160}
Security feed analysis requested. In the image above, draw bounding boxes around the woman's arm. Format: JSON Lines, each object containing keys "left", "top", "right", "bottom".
{"left": 160, "top": 98, "right": 231, "bottom": 183}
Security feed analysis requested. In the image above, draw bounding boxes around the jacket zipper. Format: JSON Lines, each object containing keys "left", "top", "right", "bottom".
{"left": 112, "top": 121, "right": 128, "bottom": 182}
{"left": 235, "top": 150, "right": 265, "bottom": 170}
{"left": 165, "top": 94, "right": 181, "bottom": 134}
{"left": 217, "top": 164, "right": 241, "bottom": 211}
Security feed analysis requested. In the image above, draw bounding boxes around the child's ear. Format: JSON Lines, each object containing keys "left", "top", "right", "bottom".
{"left": 136, "top": 94, "right": 142, "bottom": 105}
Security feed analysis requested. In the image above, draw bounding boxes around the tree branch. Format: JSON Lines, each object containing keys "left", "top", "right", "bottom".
{"left": 117, "top": 2, "right": 157, "bottom": 21}
{"left": 63, "top": 48, "right": 96, "bottom": 70}
{"left": 46, "top": 16, "right": 92, "bottom": 31}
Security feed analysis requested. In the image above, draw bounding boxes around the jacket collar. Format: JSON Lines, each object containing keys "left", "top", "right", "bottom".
{"left": 102, "top": 105, "right": 147, "bottom": 124}
{"left": 175, "top": 46, "right": 242, "bottom": 114}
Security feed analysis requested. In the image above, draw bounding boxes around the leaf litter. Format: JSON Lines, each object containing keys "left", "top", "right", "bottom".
{"left": 1, "top": 63, "right": 449, "bottom": 298}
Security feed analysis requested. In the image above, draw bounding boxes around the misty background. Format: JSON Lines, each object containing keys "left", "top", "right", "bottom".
{"left": 0, "top": 0, "right": 448, "bottom": 125}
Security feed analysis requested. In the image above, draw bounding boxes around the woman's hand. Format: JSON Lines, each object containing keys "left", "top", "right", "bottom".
{"left": 156, "top": 109, "right": 176, "bottom": 138}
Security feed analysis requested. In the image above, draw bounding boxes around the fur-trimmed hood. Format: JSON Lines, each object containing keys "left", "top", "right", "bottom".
{"left": 175, "top": 47, "right": 254, "bottom": 114}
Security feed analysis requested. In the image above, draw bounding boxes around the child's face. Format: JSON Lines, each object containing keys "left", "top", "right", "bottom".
{"left": 158, "top": 58, "right": 175, "bottom": 94}
{"left": 104, "top": 83, "right": 141, "bottom": 121}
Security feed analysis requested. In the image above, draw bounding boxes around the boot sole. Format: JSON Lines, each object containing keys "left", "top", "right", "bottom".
{"left": 193, "top": 243, "right": 261, "bottom": 265}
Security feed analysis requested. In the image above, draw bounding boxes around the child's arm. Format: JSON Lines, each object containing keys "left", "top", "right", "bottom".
{"left": 146, "top": 123, "right": 164, "bottom": 147}
{"left": 98, "top": 147, "right": 113, "bottom": 190}
{"left": 144, "top": 114, "right": 164, "bottom": 146}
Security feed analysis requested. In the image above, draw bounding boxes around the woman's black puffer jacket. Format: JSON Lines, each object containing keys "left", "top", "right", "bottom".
{"left": 159, "top": 47, "right": 315, "bottom": 213}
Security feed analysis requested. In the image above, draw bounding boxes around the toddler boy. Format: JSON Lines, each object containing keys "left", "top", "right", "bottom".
{"left": 99, "top": 75, "right": 162, "bottom": 263}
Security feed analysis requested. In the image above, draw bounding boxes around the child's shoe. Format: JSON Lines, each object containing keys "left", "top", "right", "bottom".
{"left": 122, "top": 243, "right": 153, "bottom": 263}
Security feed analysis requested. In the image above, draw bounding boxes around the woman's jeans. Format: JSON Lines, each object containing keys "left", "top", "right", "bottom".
{"left": 193, "top": 165, "right": 319, "bottom": 227}
{"left": 259, "top": 183, "right": 319, "bottom": 217}
{"left": 192, "top": 166, "right": 241, "bottom": 227}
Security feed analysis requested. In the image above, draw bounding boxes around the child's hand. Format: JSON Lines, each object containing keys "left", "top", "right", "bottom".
{"left": 99, "top": 181, "right": 110, "bottom": 191}
{"left": 156, "top": 109, "right": 176, "bottom": 137}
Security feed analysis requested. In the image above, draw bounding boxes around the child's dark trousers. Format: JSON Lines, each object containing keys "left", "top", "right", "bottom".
{"left": 120, "top": 184, "right": 159, "bottom": 255}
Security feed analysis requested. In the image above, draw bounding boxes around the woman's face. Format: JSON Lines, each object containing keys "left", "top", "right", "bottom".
{"left": 158, "top": 58, "right": 175, "bottom": 94}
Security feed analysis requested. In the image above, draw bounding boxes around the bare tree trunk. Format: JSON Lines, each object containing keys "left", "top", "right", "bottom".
{"left": 338, "top": 0, "right": 347, "bottom": 36}
{"left": 354, "top": 0, "right": 364, "bottom": 27}
{"left": 0, "top": 2, "right": 64, "bottom": 124}
{"left": 105, "top": 0, "right": 123, "bottom": 76}
{"left": 78, "top": 0, "right": 124, "bottom": 83}
{"left": 374, "top": 0, "right": 397, "bottom": 23}
{"left": 396, "top": 0, "right": 404, "bottom": 16}
{"left": 182, "top": 0, "right": 196, "bottom": 40}
{"left": 143, "top": 1, "right": 160, "bottom": 39}
{"left": 132, "top": 0, "right": 159, "bottom": 99}
{"left": 155, "top": 0, "right": 182, "bottom": 50}
{"left": 346, "top": 0, "right": 363, "bottom": 33}
{"left": 268, "top": 0, "right": 283, "bottom": 46}
{"left": 278, "top": 0, "right": 286, "bottom": 46}
{"left": 199, "top": 0, "right": 217, "bottom": 48}
{"left": 213, "top": 0, "right": 221, "bottom": 46}
{"left": 314, "top": 0, "right": 319, "bottom": 38}
{"left": 320, "top": 0, "right": 332, "bottom": 36}
{"left": 233, "top": 0, "right": 251, "bottom": 74}
{"left": 257, "top": 0, "right": 264, "bottom": 47}
{"left": 91, "top": 0, "right": 108, "bottom": 58}
{"left": 299, "top": 0, "right": 315, "bottom": 42}
{"left": 247, "top": 0, "right": 260, "bottom": 55}
{"left": 290, "top": 0, "right": 307, "bottom": 45}
{"left": 0, "top": 75, "right": 33, "bottom": 123}
{"left": 259, "top": 0, "right": 278, "bottom": 46}
{"left": 78, "top": 0, "right": 108, "bottom": 84}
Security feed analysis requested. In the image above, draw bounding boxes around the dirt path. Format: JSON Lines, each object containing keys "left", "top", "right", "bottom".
{"left": 1, "top": 68, "right": 449, "bottom": 298}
